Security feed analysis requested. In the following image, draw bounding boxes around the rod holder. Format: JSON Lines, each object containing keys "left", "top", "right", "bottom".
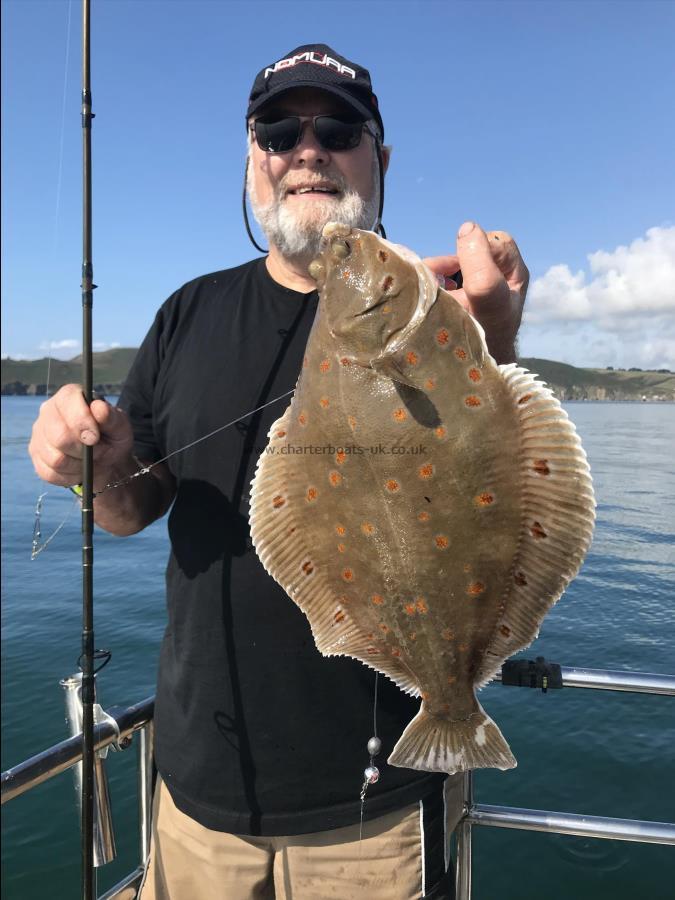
{"left": 60, "top": 673, "right": 116, "bottom": 866}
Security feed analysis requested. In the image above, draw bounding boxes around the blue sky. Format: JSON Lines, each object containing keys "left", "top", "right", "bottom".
{"left": 2, "top": 0, "right": 674, "bottom": 369}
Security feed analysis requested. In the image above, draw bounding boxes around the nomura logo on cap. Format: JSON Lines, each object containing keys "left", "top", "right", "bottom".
{"left": 264, "top": 50, "right": 356, "bottom": 80}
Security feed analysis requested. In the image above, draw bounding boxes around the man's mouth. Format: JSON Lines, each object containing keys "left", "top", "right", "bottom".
{"left": 286, "top": 184, "right": 340, "bottom": 197}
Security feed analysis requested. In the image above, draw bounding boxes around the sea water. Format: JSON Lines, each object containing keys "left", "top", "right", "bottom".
{"left": 1, "top": 397, "right": 674, "bottom": 899}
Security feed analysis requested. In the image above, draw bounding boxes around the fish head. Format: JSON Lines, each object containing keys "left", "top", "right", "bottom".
{"left": 308, "top": 223, "right": 439, "bottom": 367}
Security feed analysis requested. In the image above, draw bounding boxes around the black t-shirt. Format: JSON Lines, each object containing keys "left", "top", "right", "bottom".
{"left": 119, "top": 257, "right": 444, "bottom": 836}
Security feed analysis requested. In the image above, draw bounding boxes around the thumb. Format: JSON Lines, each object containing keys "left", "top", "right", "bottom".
{"left": 456, "top": 221, "right": 505, "bottom": 302}
{"left": 90, "top": 399, "right": 133, "bottom": 445}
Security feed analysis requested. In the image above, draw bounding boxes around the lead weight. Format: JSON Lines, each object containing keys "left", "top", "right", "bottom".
{"left": 367, "top": 736, "right": 382, "bottom": 756}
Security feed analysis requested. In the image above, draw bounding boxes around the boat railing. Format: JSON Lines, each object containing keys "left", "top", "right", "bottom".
{"left": 2, "top": 668, "right": 675, "bottom": 900}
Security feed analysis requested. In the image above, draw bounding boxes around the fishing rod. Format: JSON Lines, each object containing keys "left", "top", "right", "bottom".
{"left": 79, "top": 0, "right": 96, "bottom": 896}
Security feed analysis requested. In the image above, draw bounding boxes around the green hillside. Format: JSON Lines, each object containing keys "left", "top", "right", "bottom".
{"left": 2, "top": 349, "right": 673, "bottom": 400}
{"left": 1, "top": 348, "right": 137, "bottom": 395}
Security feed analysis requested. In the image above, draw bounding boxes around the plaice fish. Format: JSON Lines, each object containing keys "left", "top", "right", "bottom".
{"left": 249, "top": 223, "right": 595, "bottom": 775}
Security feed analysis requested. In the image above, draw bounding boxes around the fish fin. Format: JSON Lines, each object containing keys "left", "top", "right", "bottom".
{"left": 388, "top": 702, "right": 516, "bottom": 774}
{"left": 249, "top": 407, "right": 421, "bottom": 699}
{"left": 476, "top": 364, "right": 596, "bottom": 688}
{"left": 370, "top": 355, "right": 421, "bottom": 389}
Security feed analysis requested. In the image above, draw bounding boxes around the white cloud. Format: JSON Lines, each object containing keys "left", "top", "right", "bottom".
{"left": 521, "top": 225, "right": 675, "bottom": 369}
{"left": 93, "top": 341, "right": 121, "bottom": 351}
{"left": 39, "top": 338, "right": 80, "bottom": 351}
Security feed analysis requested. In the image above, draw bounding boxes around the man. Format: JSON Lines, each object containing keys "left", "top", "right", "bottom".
{"left": 29, "top": 45, "right": 528, "bottom": 899}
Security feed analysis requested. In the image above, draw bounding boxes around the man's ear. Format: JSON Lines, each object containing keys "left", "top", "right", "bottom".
{"left": 381, "top": 144, "right": 392, "bottom": 173}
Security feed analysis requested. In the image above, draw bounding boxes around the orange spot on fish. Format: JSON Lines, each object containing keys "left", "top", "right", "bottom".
{"left": 342, "top": 569, "right": 354, "bottom": 582}
{"left": 465, "top": 395, "right": 481, "bottom": 407}
{"left": 404, "top": 603, "right": 416, "bottom": 616}
{"left": 468, "top": 368, "right": 482, "bottom": 382}
{"left": 475, "top": 492, "right": 494, "bottom": 506}
{"left": 382, "top": 275, "right": 394, "bottom": 292}
{"left": 381, "top": 304, "right": 391, "bottom": 314}
{"left": 406, "top": 351, "right": 419, "bottom": 366}
{"left": 530, "top": 521, "right": 548, "bottom": 539}
{"left": 361, "top": 522, "right": 375, "bottom": 536}
{"left": 533, "top": 459, "right": 551, "bottom": 475}
{"left": 319, "top": 397, "right": 330, "bottom": 408}
{"left": 378, "top": 249, "right": 389, "bottom": 262}
{"left": 467, "top": 581, "right": 486, "bottom": 596}
{"left": 341, "top": 268, "right": 352, "bottom": 280}
{"left": 371, "top": 594, "right": 384, "bottom": 605}
{"left": 391, "top": 648, "right": 401, "bottom": 657}
{"left": 336, "top": 449, "right": 346, "bottom": 465}
{"left": 455, "top": 347, "right": 467, "bottom": 360}
{"left": 329, "top": 471, "right": 342, "bottom": 487}
{"left": 409, "top": 632, "right": 417, "bottom": 641}
{"left": 518, "top": 392, "right": 533, "bottom": 405}
{"left": 301, "top": 561, "right": 314, "bottom": 575}
{"left": 434, "top": 426, "right": 446, "bottom": 439}
{"left": 335, "top": 525, "right": 346, "bottom": 536}
{"left": 334, "top": 609, "right": 346, "bottom": 623}
{"left": 348, "top": 416, "right": 357, "bottom": 431}
{"left": 500, "top": 625, "right": 511, "bottom": 637}
{"left": 378, "top": 623, "right": 389, "bottom": 633}
{"left": 298, "top": 412, "right": 308, "bottom": 425}
{"left": 337, "top": 543, "right": 347, "bottom": 553}
{"left": 276, "top": 429, "right": 286, "bottom": 438}
{"left": 418, "top": 464, "right": 434, "bottom": 480}
{"left": 421, "top": 691, "right": 431, "bottom": 701}
{"left": 425, "top": 378, "right": 436, "bottom": 390}
{"left": 367, "top": 647, "right": 380, "bottom": 655}
{"left": 441, "top": 629, "right": 454, "bottom": 641}
{"left": 447, "top": 675, "right": 457, "bottom": 685}
{"left": 416, "top": 598, "right": 428, "bottom": 615}
{"left": 514, "top": 571, "right": 528, "bottom": 586}
{"left": 417, "top": 511, "right": 431, "bottom": 522}
{"left": 436, "top": 329, "right": 450, "bottom": 346}
{"left": 458, "top": 643, "right": 468, "bottom": 652}
{"left": 319, "top": 359, "right": 331, "bottom": 373}
{"left": 386, "top": 479, "right": 400, "bottom": 492}
{"left": 272, "top": 495, "right": 285, "bottom": 509}
{"left": 393, "top": 408, "right": 407, "bottom": 422}
{"left": 435, "top": 535, "right": 449, "bottom": 549}
{"left": 306, "top": 487, "right": 318, "bottom": 502}
{"left": 340, "top": 357, "right": 351, "bottom": 366}
{"left": 441, "top": 702, "right": 451, "bottom": 713}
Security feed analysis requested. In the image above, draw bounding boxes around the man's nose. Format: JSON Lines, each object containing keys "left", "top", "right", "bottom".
{"left": 294, "top": 121, "right": 329, "bottom": 166}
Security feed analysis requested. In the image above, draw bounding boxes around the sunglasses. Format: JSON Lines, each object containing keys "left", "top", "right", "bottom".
{"left": 252, "top": 115, "right": 376, "bottom": 154}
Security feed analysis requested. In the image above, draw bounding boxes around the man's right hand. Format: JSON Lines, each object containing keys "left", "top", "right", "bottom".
{"left": 28, "top": 384, "right": 134, "bottom": 491}
{"left": 28, "top": 384, "right": 175, "bottom": 536}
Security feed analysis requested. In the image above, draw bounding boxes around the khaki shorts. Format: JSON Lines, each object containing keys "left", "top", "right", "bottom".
{"left": 138, "top": 777, "right": 464, "bottom": 899}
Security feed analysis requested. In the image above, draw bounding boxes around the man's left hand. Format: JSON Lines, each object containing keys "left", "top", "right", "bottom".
{"left": 422, "top": 221, "right": 529, "bottom": 364}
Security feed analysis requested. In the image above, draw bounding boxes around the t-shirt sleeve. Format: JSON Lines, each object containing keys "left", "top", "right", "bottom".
{"left": 118, "top": 298, "right": 177, "bottom": 463}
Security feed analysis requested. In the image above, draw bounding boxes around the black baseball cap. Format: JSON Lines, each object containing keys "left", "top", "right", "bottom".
{"left": 246, "top": 43, "right": 384, "bottom": 140}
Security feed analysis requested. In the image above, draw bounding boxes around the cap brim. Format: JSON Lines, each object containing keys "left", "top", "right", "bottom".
{"left": 247, "top": 81, "right": 382, "bottom": 137}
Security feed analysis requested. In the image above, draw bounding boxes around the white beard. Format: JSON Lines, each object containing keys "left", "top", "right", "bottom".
{"left": 247, "top": 156, "right": 380, "bottom": 262}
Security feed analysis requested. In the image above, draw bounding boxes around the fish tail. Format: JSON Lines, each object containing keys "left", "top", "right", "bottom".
{"left": 387, "top": 702, "right": 516, "bottom": 774}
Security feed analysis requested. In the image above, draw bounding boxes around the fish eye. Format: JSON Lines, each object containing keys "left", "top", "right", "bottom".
{"left": 331, "top": 240, "right": 351, "bottom": 259}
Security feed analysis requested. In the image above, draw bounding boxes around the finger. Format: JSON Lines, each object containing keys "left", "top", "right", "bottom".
{"left": 486, "top": 230, "right": 529, "bottom": 296}
{"left": 456, "top": 222, "right": 506, "bottom": 302}
{"left": 52, "top": 384, "right": 102, "bottom": 446}
{"left": 422, "top": 254, "right": 461, "bottom": 278}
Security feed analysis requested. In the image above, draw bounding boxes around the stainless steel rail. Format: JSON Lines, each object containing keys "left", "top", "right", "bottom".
{"left": 2, "top": 668, "right": 674, "bottom": 900}
{"left": 493, "top": 665, "right": 675, "bottom": 695}
{"left": 1, "top": 697, "right": 154, "bottom": 804}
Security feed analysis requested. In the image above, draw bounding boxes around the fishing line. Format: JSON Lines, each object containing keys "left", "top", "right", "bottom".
{"left": 31, "top": 387, "right": 295, "bottom": 555}
{"left": 358, "top": 671, "right": 381, "bottom": 847}
{"left": 54, "top": 0, "right": 73, "bottom": 255}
